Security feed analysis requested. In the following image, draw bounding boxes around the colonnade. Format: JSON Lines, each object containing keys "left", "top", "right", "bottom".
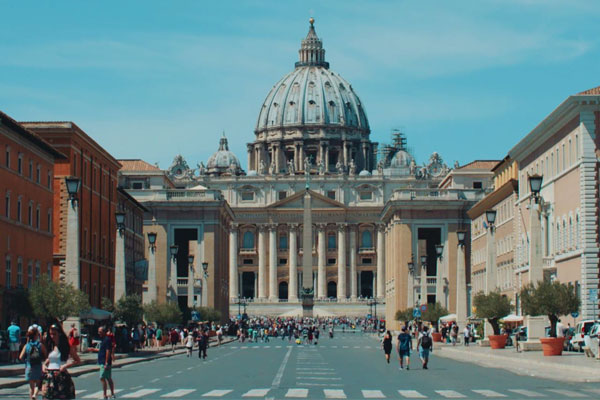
{"left": 229, "top": 223, "right": 385, "bottom": 302}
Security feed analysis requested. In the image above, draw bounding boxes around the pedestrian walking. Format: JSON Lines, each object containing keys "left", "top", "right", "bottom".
{"left": 463, "top": 326, "right": 470, "bottom": 347}
{"left": 450, "top": 324, "right": 458, "bottom": 346}
{"left": 417, "top": 326, "right": 433, "bottom": 370}
{"left": 67, "top": 324, "right": 79, "bottom": 350}
{"left": 381, "top": 330, "right": 392, "bottom": 364}
{"left": 41, "top": 322, "right": 80, "bottom": 399}
{"left": 7, "top": 320, "right": 21, "bottom": 364}
{"left": 185, "top": 333, "right": 194, "bottom": 357}
{"left": 169, "top": 328, "right": 179, "bottom": 353}
{"left": 197, "top": 330, "right": 208, "bottom": 359}
{"left": 155, "top": 326, "right": 163, "bottom": 348}
{"left": 397, "top": 327, "right": 412, "bottom": 370}
{"left": 20, "top": 326, "right": 46, "bottom": 400}
{"left": 97, "top": 327, "right": 115, "bottom": 400}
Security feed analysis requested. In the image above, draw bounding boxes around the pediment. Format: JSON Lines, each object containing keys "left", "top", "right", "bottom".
{"left": 268, "top": 189, "right": 346, "bottom": 210}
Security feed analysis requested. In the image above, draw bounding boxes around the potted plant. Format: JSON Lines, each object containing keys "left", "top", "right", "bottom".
{"left": 520, "top": 280, "right": 580, "bottom": 356}
{"left": 421, "top": 302, "right": 449, "bottom": 342}
{"left": 473, "top": 291, "right": 512, "bottom": 349}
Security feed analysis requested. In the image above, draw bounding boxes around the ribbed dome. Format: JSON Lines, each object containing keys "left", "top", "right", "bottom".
{"left": 206, "top": 135, "right": 241, "bottom": 175}
{"left": 255, "top": 19, "right": 369, "bottom": 133}
{"left": 390, "top": 150, "right": 413, "bottom": 168}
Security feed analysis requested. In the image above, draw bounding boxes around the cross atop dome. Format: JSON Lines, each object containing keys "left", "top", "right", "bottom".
{"left": 295, "top": 17, "right": 329, "bottom": 69}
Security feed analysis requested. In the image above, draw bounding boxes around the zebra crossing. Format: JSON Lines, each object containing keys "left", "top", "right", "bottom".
{"left": 229, "top": 345, "right": 373, "bottom": 349}
{"left": 72, "top": 387, "right": 596, "bottom": 398}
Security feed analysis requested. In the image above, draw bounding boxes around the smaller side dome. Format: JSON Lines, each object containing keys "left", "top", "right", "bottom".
{"left": 358, "top": 170, "right": 372, "bottom": 177}
{"left": 206, "top": 134, "right": 243, "bottom": 176}
{"left": 390, "top": 150, "right": 413, "bottom": 168}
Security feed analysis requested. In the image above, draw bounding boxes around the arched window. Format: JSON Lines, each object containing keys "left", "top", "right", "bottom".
{"left": 575, "top": 214, "right": 580, "bottom": 248}
{"left": 556, "top": 223, "right": 560, "bottom": 253}
{"left": 242, "top": 231, "right": 255, "bottom": 249}
{"left": 568, "top": 217, "right": 573, "bottom": 249}
{"left": 361, "top": 230, "right": 373, "bottom": 249}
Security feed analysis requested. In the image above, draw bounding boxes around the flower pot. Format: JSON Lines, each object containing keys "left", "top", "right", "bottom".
{"left": 488, "top": 334, "right": 507, "bottom": 349}
{"left": 432, "top": 332, "right": 442, "bottom": 342}
{"left": 540, "top": 337, "right": 564, "bottom": 356}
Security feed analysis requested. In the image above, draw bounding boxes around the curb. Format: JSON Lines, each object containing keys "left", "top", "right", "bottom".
{"left": 0, "top": 337, "right": 235, "bottom": 389}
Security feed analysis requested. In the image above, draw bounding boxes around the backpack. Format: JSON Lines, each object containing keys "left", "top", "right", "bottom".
{"left": 421, "top": 334, "right": 432, "bottom": 349}
{"left": 29, "top": 343, "right": 42, "bottom": 366}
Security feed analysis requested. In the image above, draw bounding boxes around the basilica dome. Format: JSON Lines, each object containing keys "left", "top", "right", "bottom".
{"left": 206, "top": 135, "right": 242, "bottom": 176}
{"left": 255, "top": 19, "right": 369, "bottom": 133}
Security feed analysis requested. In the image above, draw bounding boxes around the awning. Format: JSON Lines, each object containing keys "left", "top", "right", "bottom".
{"left": 439, "top": 313, "right": 457, "bottom": 322}
{"left": 80, "top": 307, "right": 112, "bottom": 321}
{"left": 501, "top": 314, "right": 524, "bottom": 322}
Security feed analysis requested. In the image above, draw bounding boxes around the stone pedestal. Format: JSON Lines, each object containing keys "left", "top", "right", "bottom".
{"left": 144, "top": 247, "right": 157, "bottom": 304}
{"left": 65, "top": 200, "right": 80, "bottom": 288}
{"left": 114, "top": 230, "right": 126, "bottom": 301}
{"left": 522, "top": 315, "right": 546, "bottom": 351}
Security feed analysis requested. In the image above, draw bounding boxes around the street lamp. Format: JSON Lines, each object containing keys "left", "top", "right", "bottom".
{"left": 65, "top": 177, "right": 81, "bottom": 203}
{"left": 147, "top": 232, "right": 157, "bottom": 250}
{"left": 420, "top": 255, "right": 427, "bottom": 267}
{"left": 435, "top": 244, "right": 444, "bottom": 260}
{"left": 188, "top": 255, "right": 194, "bottom": 268}
{"left": 407, "top": 261, "right": 415, "bottom": 275}
{"left": 170, "top": 244, "right": 179, "bottom": 259}
{"left": 457, "top": 230, "right": 467, "bottom": 247}
{"left": 485, "top": 209, "right": 497, "bottom": 230}
{"left": 202, "top": 262, "right": 209, "bottom": 278}
{"left": 115, "top": 212, "right": 126, "bottom": 235}
{"left": 528, "top": 174, "right": 543, "bottom": 203}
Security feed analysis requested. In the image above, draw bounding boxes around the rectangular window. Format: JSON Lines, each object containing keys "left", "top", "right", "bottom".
{"left": 27, "top": 262, "right": 32, "bottom": 287}
{"left": 562, "top": 144, "right": 565, "bottom": 171}
{"left": 47, "top": 263, "right": 52, "bottom": 279}
{"left": 28, "top": 203, "right": 33, "bottom": 226}
{"left": 47, "top": 171, "right": 51, "bottom": 188}
{"left": 35, "top": 262, "right": 40, "bottom": 279}
{"left": 131, "top": 181, "right": 143, "bottom": 189}
{"left": 327, "top": 191, "right": 336, "bottom": 200}
{"left": 278, "top": 234, "right": 288, "bottom": 250}
{"left": 47, "top": 209, "right": 52, "bottom": 232}
{"left": 17, "top": 259, "right": 22, "bottom": 286}
{"left": 243, "top": 259, "right": 253, "bottom": 265}
{"left": 28, "top": 160, "right": 33, "bottom": 179}
{"left": 327, "top": 258, "right": 336, "bottom": 265}
{"left": 5, "top": 147, "right": 9, "bottom": 168}
{"left": 279, "top": 258, "right": 287, "bottom": 265}
{"left": 278, "top": 191, "right": 287, "bottom": 201}
{"left": 5, "top": 193, "right": 9, "bottom": 218}
{"left": 362, "top": 258, "right": 373, "bottom": 264}
{"left": 35, "top": 207, "right": 40, "bottom": 229}
{"left": 5, "top": 258, "right": 11, "bottom": 288}
{"left": 241, "top": 192, "right": 254, "bottom": 201}
{"left": 575, "top": 134, "right": 579, "bottom": 160}
{"left": 18, "top": 154, "right": 23, "bottom": 174}
{"left": 473, "top": 181, "right": 482, "bottom": 189}
{"left": 36, "top": 165, "right": 40, "bottom": 184}
{"left": 328, "top": 234, "right": 336, "bottom": 250}
{"left": 17, "top": 199, "right": 21, "bottom": 222}
{"left": 359, "top": 191, "right": 373, "bottom": 200}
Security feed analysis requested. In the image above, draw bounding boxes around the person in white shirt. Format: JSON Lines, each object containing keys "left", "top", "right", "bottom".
{"left": 556, "top": 320, "right": 565, "bottom": 337}
{"left": 463, "top": 326, "right": 470, "bottom": 346}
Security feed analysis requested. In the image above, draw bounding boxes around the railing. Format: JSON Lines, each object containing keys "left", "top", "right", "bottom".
{"left": 125, "top": 189, "right": 223, "bottom": 202}
{"left": 177, "top": 278, "right": 188, "bottom": 286}
{"left": 392, "top": 188, "right": 488, "bottom": 202}
{"left": 426, "top": 277, "right": 437, "bottom": 285}
{"left": 542, "top": 257, "right": 554, "bottom": 268}
{"left": 239, "top": 248, "right": 256, "bottom": 254}
{"left": 358, "top": 247, "right": 375, "bottom": 254}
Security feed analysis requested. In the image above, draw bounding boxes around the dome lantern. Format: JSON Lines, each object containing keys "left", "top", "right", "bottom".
{"left": 295, "top": 18, "right": 329, "bottom": 69}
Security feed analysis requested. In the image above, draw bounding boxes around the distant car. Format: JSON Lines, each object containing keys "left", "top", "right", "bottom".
{"left": 570, "top": 320, "right": 596, "bottom": 352}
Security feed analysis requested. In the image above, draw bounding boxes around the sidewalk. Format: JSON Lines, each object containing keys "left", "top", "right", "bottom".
{"left": 0, "top": 337, "right": 235, "bottom": 389}
{"left": 435, "top": 342, "right": 600, "bottom": 383}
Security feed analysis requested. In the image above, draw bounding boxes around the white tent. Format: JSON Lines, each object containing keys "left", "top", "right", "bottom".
{"left": 501, "top": 314, "right": 523, "bottom": 322}
{"left": 439, "top": 313, "right": 457, "bottom": 322}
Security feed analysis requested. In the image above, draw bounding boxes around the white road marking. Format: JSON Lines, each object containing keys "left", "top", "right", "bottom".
{"left": 243, "top": 389, "right": 271, "bottom": 397}
{"left": 286, "top": 388, "right": 309, "bottom": 397}
{"left": 546, "top": 389, "right": 587, "bottom": 397}
{"left": 331, "top": 346, "right": 338, "bottom": 348}
{"left": 83, "top": 389, "right": 123, "bottom": 399}
{"left": 362, "top": 390, "right": 385, "bottom": 398}
{"left": 129, "top": 385, "right": 143, "bottom": 390}
{"left": 272, "top": 346, "right": 293, "bottom": 388}
{"left": 353, "top": 346, "right": 360, "bottom": 348}
{"left": 265, "top": 346, "right": 271, "bottom": 348}
{"left": 165, "top": 375, "right": 173, "bottom": 378}
{"left": 324, "top": 389, "right": 346, "bottom": 398}
{"left": 436, "top": 390, "right": 466, "bottom": 398}
{"left": 472, "top": 390, "right": 507, "bottom": 397}
{"left": 296, "top": 367, "right": 334, "bottom": 370}
{"left": 202, "top": 389, "right": 233, "bottom": 397}
{"left": 584, "top": 389, "right": 600, "bottom": 395}
{"left": 187, "top": 366, "right": 193, "bottom": 370}
{"left": 122, "top": 389, "right": 161, "bottom": 398}
{"left": 161, "top": 389, "right": 197, "bottom": 398}
{"left": 296, "top": 383, "right": 343, "bottom": 387}
{"left": 398, "top": 390, "right": 426, "bottom": 398}
{"left": 297, "top": 371, "right": 336, "bottom": 375}
{"left": 342, "top": 346, "right": 349, "bottom": 348}
{"left": 365, "top": 346, "right": 372, "bottom": 349}
{"left": 299, "top": 377, "right": 342, "bottom": 380}
{"left": 507, "top": 389, "right": 546, "bottom": 397}
{"left": 176, "top": 370, "right": 183, "bottom": 374}
{"left": 231, "top": 346, "right": 238, "bottom": 348}
{"left": 276, "top": 346, "right": 282, "bottom": 348}
{"left": 150, "top": 378, "right": 160, "bottom": 383}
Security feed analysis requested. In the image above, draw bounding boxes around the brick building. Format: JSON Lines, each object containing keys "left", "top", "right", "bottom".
{"left": 0, "top": 111, "right": 65, "bottom": 325}
{"left": 21, "top": 122, "right": 121, "bottom": 308}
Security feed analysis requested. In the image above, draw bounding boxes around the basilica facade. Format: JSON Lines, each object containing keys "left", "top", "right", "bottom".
{"left": 121, "top": 19, "right": 492, "bottom": 326}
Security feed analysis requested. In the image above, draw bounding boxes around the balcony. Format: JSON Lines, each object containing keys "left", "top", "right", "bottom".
{"left": 542, "top": 257, "right": 555, "bottom": 269}
{"left": 239, "top": 248, "right": 257, "bottom": 255}
{"left": 125, "top": 189, "right": 223, "bottom": 202}
{"left": 358, "top": 247, "right": 375, "bottom": 254}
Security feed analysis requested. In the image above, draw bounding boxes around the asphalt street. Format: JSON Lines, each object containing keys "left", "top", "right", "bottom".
{"left": 2, "top": 333, "right": 599, "bottom": 399}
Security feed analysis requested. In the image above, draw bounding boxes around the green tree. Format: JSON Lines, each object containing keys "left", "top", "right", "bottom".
{"left": 193, "top": 306, "right": 222, "bottom": 323}
{"left": 101, "top": 297, "right": 115, "bottom": 313}
{"left": 519, "top": 280, "right": 580, "bottom": 338}
{"left": 113, "top": 294, "right": 144, "bottom": 328}
{"left": 29, "top": 276, "right": 90, "bottom": 322}
{"left": 421, "top": 302, "right": 449, "bottom": 331}
{"left": 473, "top": 291, "right": 512, "bottom": 335}
{"left": 395, "top": 308, "right": 414, "bottom": 323}
{"left": 143, "top": 301, "right": 183, "bottom": 327}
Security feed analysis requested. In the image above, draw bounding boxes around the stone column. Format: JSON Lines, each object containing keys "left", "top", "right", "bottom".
{"left": 288, "top": 225, "right": 298, "bottom": 302}
{"left": 349, "top": 226, "right": 357, "bottom": 300}
{"left": 229, "top": 225, "right": 238, "bottom": 301}
{"left": 343, "top": 141, "right": 348, "bottom": 166}
{"left": 144, "top": 244, "right": 157, "bottom": 304}
{"left": 114, "top": 227, "right": 126, "bottom": 301}
{"left": 420, "top": 258, "right": 427, "bottom": 306}
{"left": 337, "top": 224, "right": 347, "bottom": 300}
{"left": 362, "top": 142, "right": 369, "bottom": 171}
{"left": 407, "top": 269, "right": 415, "bottom": 308}
{"left": 169, "top": 254, "right": 178, "bottom": 302}
{"left": 187, "top": 260, "right": 195, "bottom": 308}
{"left": 298, "top": 146, "right": 304, "bottom": 171}
{"left": 376, "top": 225, "right": 385, "bottom": 299}
{"left": 435, "top": 252, "right": 445, "bottom": 307}
{"left": 65, "top": 197, "right": 80, "bottom": 289}
{"left": 247, "top": 144, "right": 253, "bottom": 172}
{"left": 268, "top": 225, "right": 278, "bottom": 301}
{"left": 317, "top": 224, "right": 326, "bottom": 299}
{"left": 456, "top": 243, "right": 468, "bottom": 330}
{"left": 485, "top": 227, "right": 496, "bottom": 293}
{"left": 526, "top": 200, "right": 546, "bottom": 346}
{"left": 293, "top": 145, "right": 299, "bottom": 172}
{"left": 253, "top": 272, "right": 258, "bottom": 298}
{"left": 258, "top": 225, "right": 267, "bottom": 300}
{"left": 325, "top": 146, "right": 329, "bottom": 172}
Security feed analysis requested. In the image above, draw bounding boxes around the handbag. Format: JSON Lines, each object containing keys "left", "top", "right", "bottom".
{"left": 42, "top": 370, "right": 76, "bottom": 399}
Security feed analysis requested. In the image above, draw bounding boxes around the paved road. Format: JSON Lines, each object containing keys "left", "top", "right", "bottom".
{"left": 2, "top": 333, "right": 599, "bottom": 399}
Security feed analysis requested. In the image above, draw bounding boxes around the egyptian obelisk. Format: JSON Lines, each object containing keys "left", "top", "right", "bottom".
{"left": 301, "top": 157, "right": 314, "bottom": 317}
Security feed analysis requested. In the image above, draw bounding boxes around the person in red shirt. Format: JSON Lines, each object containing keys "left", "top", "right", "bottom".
{"left": 169, "top": 329, "right": 179, "bottom": 353}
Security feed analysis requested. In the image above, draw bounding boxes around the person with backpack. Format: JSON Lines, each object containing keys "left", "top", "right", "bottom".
{"left": 20, "top": 326, "right": 46, "bottom": 399}
{"left": 397, "top": 326, "right": 412, "bottom": 370}
{"left": 418, "top": 325, "right": 433, "bottom": 370}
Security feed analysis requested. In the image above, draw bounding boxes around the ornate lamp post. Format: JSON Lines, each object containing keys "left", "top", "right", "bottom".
{"left": 456, "top": 230, "right": 468, "bottom": 329}
{"left": 114, "top": 212, "right": 127, "bottom": 301}
{"left": 408, "top": 260, "right": 415, "bottom": 307}
{"left": 169, "top": 244, "right": 178, "bottom": 302}
{"left": 143, "top": 232, "right": 157, "bottom": 304}
{"left": 435, "top": 243, "right": 446, "bottom": 307}
{"left": 64, "top": 177, "right": 81, "bottom": 288}
{"left": 485, "top": 208, "right": 497, "bottom": 295}
{"left": 187, "top": 254, "right": 195, "bottom": 308}
{"left": 420, "top": 255, "right": 428, "bottom": 305}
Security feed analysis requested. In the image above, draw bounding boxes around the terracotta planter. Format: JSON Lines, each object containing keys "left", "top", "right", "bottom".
{"left": 432, "top": 332, "right": 443, "bottom": 342}
{"left": 488, "top": 334, "right": 508, "bottom": 349}
{"left": 540, "top": 337, "right": 564, "bottom": 356}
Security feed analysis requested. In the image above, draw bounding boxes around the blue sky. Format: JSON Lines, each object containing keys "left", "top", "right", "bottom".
{"left": 1, "top": 0, "right": 599, "bottom": 169}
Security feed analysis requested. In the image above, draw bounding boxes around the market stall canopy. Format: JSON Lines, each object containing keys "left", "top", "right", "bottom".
{"left": 80, "top": 307, "right": 112, "bottom": 321}
{"left": 439, "top": 314, "right": 457, "bottom": 322}
{"left": 501, "top": 314, "right": 523, "bottom": 322}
